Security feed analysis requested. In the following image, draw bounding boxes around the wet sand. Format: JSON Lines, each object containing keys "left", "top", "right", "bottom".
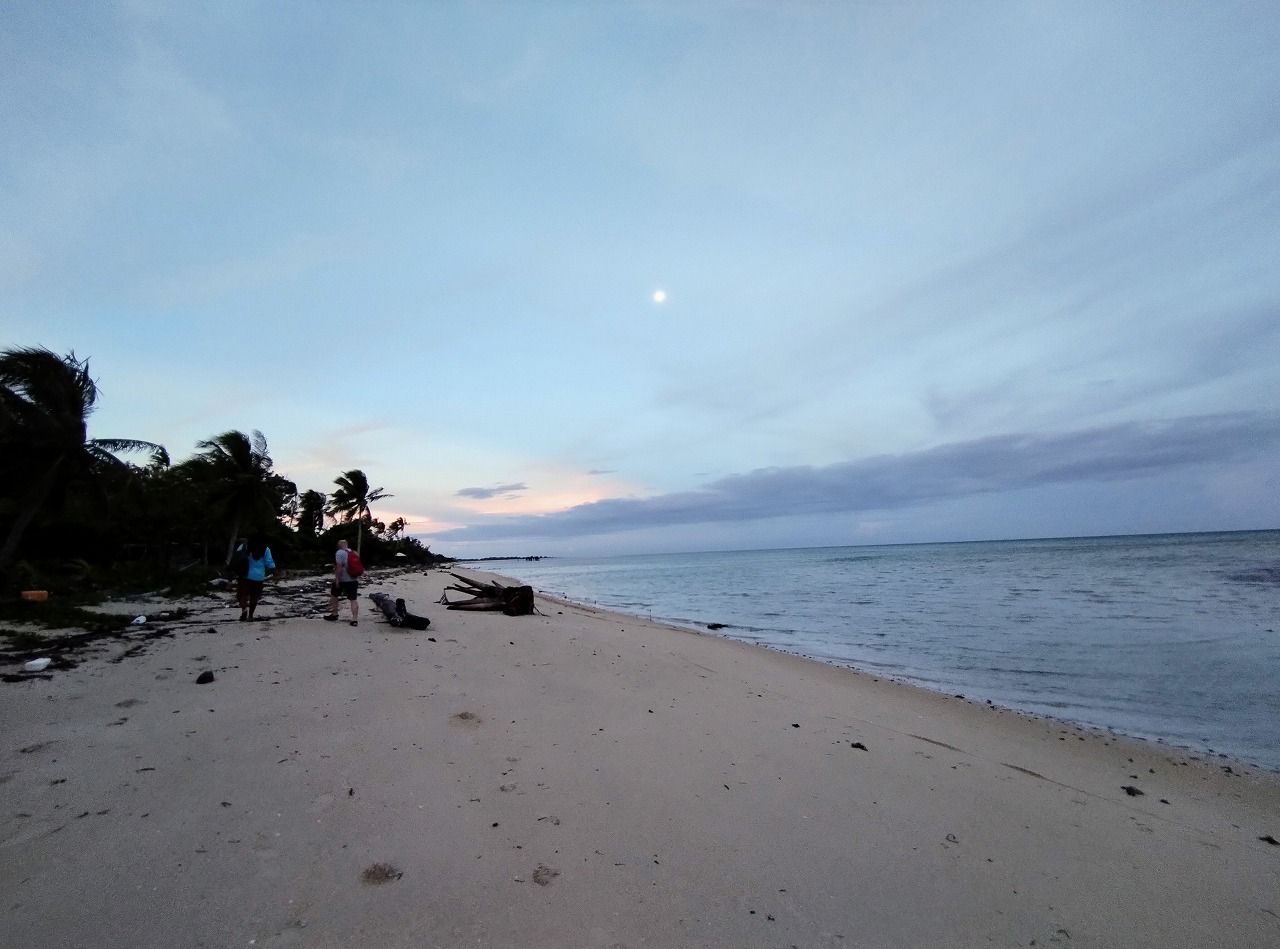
{"left": 2, "top": 567, "right": 1278, "bottom": 948}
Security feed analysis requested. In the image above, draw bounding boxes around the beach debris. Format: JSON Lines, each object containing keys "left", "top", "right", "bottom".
{"left": 22, "top": 657, "right": 52, "bottom": 673}
{"left": 196, "top": 671, "right": 215, "bottom": 684}
{"left": 1260, "top": 834, "right": 1279, "bottom": 845}
{"left": 1121, "top": 785, "right": 1144, "bottom": 796}
{"left": 439, "top": 574, "right": 536, "bottom": 616}
{"left": 361, "top": 862, "right": 402, "bottom": 884}
{"left": 706, "top": 622, "right": 726, "bottom": 630}
{"left": 368, "top": 592, "right": 430, "bottom": 629}
{"left": 531, "top": 864, "right": 560, "bottom": 886}
{"left": 130, "top": 616, "right": 147, "bottom": 625}
{"left": 850, "top": 741, "right": 868, "bottom": 751}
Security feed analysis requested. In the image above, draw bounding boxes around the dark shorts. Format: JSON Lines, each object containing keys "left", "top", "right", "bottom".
{"left": 238, "top": 578, "right": 263, "bottom": 604}
{"left": 332, "top": 580, "right": 358, "bottom": 600}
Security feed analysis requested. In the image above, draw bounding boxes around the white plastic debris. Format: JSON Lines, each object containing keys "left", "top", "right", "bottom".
{"left": 131, "top": 615, "right": 147, "bottom": 625}
{"left": 23, "top": 657, "right": 52, "bottom": 672}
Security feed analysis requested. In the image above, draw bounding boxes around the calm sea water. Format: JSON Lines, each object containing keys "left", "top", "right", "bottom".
{"left": 496, "top": 531, "right": 1280, "bottom": 771}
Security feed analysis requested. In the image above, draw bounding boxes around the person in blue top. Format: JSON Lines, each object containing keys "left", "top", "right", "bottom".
{"left": 237, "top": 534, "right": 275, "bottom": 621}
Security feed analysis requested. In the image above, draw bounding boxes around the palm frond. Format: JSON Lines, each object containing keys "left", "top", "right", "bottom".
{"left": 91, "top": 437, "right": 167, "bottom": 456}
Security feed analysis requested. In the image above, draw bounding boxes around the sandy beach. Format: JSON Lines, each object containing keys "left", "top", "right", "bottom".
{"left": 2, "top": 566, "right": 1278, "bottom": 948}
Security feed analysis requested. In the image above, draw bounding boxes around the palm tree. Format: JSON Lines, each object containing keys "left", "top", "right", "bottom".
{"left": 180, "top": 430, "right": 292, "bottom": 565}
{"left": 296, "top": 489, "right": 327, "bottom": 540}
{"left": 0, "top": 347, "right": 167, "bottom": 570}
{"left": 327, "top": 469, "right": 392, "bottom": 553}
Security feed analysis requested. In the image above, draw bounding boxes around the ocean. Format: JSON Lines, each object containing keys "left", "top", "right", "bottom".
{"left": 495, "top": 531, "right": 1280, "bottom": 771}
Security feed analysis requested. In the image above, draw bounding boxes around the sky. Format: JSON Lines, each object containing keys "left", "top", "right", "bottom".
{"left": 2, "top": 1, "right": 1278, "bottom": 557}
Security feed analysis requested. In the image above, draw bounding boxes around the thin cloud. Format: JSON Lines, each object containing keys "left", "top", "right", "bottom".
{"left": 435, "top": 412, "right": 1280, "bottom": 541}
{"left": 141, "top": 232, "right": 359, "bottom": 308}
{"left": 456, "top": 482, "right": 529, "bottom": 500}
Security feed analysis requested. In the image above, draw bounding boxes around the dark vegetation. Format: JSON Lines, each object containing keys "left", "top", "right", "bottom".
{"left": 0, "top": 346, "right": 449, "bottom": 616}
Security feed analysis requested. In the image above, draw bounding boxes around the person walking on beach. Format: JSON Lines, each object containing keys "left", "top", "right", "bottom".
{"left": 238, "top": 534, "right": 275, "bottom": 621}
{"left": 325, "top": 538, "right": 359, "bottom": 626}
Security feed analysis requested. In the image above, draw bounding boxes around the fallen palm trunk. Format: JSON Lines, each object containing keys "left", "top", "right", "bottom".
{"left": 368, "top": 592, "right": 431, "bottom": 630}
{"left": 439, "top": 573, "right": 536, "bottom": 616}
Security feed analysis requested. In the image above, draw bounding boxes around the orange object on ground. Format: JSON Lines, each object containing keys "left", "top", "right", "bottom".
{"left": 20, "top": 590, "right": 49, "bottom": 602}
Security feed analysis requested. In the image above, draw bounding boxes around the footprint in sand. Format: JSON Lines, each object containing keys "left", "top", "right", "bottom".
{"left": 532, "top": 864, "right": 560, "bottom": 886}
{"left": 450, "top": 711, "right": 482, "bottom": 726}
{"left": 362, "top": 862, "right": 403, "bottom": 884}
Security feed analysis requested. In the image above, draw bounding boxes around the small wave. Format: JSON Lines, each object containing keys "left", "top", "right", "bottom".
{"left": 1226, "top": 565, "right": 1280, "bottom": 585}
{"left": 984, "top": 666, "right": 1071, "bottom": 677}
{"left": 827, "top": 555, "right": 878, "bottom": 563}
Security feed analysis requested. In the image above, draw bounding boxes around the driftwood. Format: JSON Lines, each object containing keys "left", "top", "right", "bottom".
{"left": 368, "top": 592, "right": 431, "bottom": 630}
{"left": 439, "top": 573, "right": 536, "bottom": 616}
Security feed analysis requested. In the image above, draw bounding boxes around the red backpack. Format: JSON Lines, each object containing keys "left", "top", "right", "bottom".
{"left": 345, "top": 549, "right": 365, "bottom": 578}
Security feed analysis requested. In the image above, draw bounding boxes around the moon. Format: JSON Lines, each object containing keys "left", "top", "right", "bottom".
{"left": 652, "top": 289, "right": 667, "bottom": 304}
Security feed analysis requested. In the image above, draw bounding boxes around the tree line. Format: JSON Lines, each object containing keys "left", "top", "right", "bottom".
{"left": 0, "top": 346, "right": 442, "bottom": 597}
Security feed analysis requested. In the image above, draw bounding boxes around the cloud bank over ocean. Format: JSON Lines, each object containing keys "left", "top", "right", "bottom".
{"left": 438, "top": 413, "right": 1280, "bottom": 547}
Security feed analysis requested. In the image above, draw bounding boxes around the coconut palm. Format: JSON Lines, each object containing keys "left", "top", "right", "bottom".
{"left": 296, "top": 489, "right": 327, "bottom": 540}
{"left": 327, "top": 469, "right": 392, "bottom": 553}
{"left": 0, "top": 347, "right": 167, "bottom": 570}
{"left": 180, "top": 429, "right": 294, "bottom": 565}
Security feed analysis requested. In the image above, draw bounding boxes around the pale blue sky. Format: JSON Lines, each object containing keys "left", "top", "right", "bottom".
{"left": 3, "top": 1, "right": 1278, "bottom": 556}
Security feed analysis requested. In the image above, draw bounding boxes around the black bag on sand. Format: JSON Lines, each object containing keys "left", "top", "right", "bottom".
{"left": 395, "top": 597, "right": 431, "bottom": 630}
{"left": 368, "top": 591, "right": 430, "bottom": 630}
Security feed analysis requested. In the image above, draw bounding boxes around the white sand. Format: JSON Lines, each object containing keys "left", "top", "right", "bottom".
{"left": 2, "top": 567, "right": 1278, "bottom": 948}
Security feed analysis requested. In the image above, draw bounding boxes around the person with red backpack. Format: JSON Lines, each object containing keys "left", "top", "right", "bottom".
{"left": 324, "top": 538, "right": 362, "bottom": 626}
